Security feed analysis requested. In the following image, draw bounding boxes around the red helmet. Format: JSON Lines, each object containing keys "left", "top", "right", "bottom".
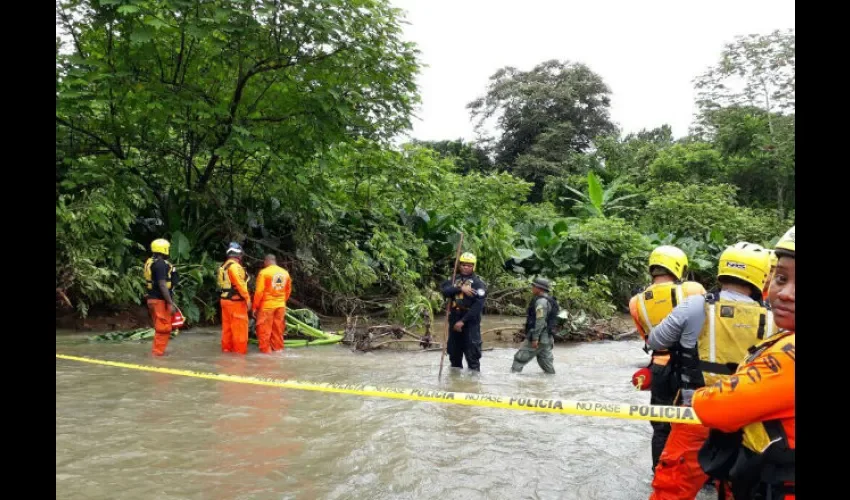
{"left": 171, "top": 309, "right": 185, "bottom": 329}
{"left": 632, "top": 367, "right": 652, "bottom": 391}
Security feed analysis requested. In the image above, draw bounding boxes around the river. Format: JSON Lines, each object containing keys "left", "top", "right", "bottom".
{"left": 56, "top": 316, "right": 716, "bottom": 499}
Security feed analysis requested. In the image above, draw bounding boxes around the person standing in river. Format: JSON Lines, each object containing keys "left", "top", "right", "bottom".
{"left": 440, "top": 252, "right": 487, "bottom": 371}
{"left": 252, "top": 254, "right": 292, "bottom": 353}
{"left": 217, "top": 242, "right": 252, "bottom": 354}
{"left": 628, "top": 245, "right": 705, "bottom": 475}
{"left": 511, "top": 277, "right": 558, "bottom": 374}
{"left": 143, "top": 238, "right": 179, "bottom": 356}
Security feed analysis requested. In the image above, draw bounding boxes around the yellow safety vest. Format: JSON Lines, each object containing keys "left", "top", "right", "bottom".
{"left": 678, "top": 294, "right": 774, "bottom": 388}
{"left": 217, "top": 260, "right": 248, "bottom": 300}
{"left": 143, "top": 257, "right": 175, "bottom": 291}
{"left": 635, "top": 282, "right": 685, "bottom": 339}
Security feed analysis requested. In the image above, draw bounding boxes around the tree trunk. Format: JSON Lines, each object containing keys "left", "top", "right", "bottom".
{"left": 776, "top": 180, "right": 786, "bottom": 221}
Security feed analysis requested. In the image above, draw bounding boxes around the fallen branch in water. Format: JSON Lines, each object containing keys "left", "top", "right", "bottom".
{"left": 613, "top": 329, "right": 639, "bottom": 340}
{"left": 347, "top": 324, "right": 439, "bottom": 352}
{"left": 481, "top": 326, "right": 523, "bottom": 336}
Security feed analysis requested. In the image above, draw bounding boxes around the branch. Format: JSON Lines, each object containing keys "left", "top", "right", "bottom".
{"left": 172, "top": 25, "right": 186, "bottom": 84}
{"left": 248, "top": 157, "right": 272, "bottom": 200}
{"left": 55, "top": 116, "right": 125, "bottom": 160}
{"left": 244, "top": 113, "right": 301, "bottom": 123}
{"left": 56, "top": 288, "right": 73, "bottom": 309}
{"left": 57, "top": 3, "right": 85, "bottom": 59}
{"left": 245, "top": 74, "right": 279, "bottom": 115}
{"left": 196, "top": 46, "right": 349, "bottom": 189}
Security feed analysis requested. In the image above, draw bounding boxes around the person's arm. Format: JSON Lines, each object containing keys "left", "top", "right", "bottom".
{"left": 441, "top": 279, "right": 459, "bottom": 298}
{"left": 628, "top": 296, "right": 646, "bottom": 338}
{"left": 284, "top": 271, "right": 292, "bottom": 302}
{"left": 528, "top": 297, "right": 549, "bottom": 344}
{"left": 229, "top": 264, "right": 252, "bottom": 309}
{"left": 646, "top": 295, "right": 705, "bottom": 351}
{"left": 460, "top": 279, "right": 486, "bottom": 323}
{"left": 253, "top": 270, "right": 266, "bottom": 312}
{"left": 692, "top": 335, "right": 795, "bottom": 432}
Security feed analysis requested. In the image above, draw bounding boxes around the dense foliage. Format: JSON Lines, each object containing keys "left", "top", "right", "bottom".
{"left": 56, "top": 2, "right": 794, "bottom": 327}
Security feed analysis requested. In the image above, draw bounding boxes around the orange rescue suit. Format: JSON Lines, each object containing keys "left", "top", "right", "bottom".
{"left": 218, "top": 258, "right": 251, "bottom": 354}
{"left": 693, "top": 331, "right": 795, "bottom": 500}
{"left": 252, "top": 265, "right": 292, "bottom": 353}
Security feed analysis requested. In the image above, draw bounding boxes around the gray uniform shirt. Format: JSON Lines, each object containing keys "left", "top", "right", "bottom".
{"left": 647, "top": 290, "right": 756, "bottom": 351}
{"left": 529, "top": 296, "right": 552, "bottom": 343}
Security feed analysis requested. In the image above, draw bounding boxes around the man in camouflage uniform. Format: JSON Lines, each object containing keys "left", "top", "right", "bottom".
{"left": 511, "top": 277, "right": 559, "bottom": 374}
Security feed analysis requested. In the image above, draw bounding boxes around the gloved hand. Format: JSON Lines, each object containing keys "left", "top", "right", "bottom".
{"left": 680, "top": 389, "right": 695, "bottom": 407}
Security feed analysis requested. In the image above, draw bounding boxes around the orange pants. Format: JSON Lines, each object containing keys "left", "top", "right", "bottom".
{"left": 256, "top": 308, "right": 286, "bottom": 353}
{"left": 147, "top": 299, "right": 172, "bottom": 356}
{"left": 221, "top": 299, "right": 249, "bottom": 354}
{"left": 649, "top": 422, "right": 711, "bottom": 500}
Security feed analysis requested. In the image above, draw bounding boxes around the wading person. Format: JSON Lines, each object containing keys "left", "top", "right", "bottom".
{"left": 440, "top": 252, "right": 487, "bottom": 371}
{"left": 511, "top": 277, "right": 558, "bottom": 374}
{"left": 628, "top": 245, "right": 705, "bottom": 474}
{"left": 143, "top": 238, "right": 178, "bottom": 356}
{"left": 218, "top": 242, "right": 251, "bottom": 354}
{"left": 252, "top": 254, "right": 292, "bottom": 353}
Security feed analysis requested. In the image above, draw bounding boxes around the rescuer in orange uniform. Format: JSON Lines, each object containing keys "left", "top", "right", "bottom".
{"left": 628, "top": 245, "right": 706, "bottom": 475}
{"left": 693, "top": 226, "right": 795, "bottom": 500}
{"left": 217, "top": 242, "right": 252, "bottom": 354}
{"left": 143, "top": 238, "right": 179, "bottom": 356}
{"left": 252, "top": 254, "right": 292, "bottom": 353}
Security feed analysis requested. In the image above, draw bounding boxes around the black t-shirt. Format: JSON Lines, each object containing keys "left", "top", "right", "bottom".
{"left": 147, "top": 259, "right": 172, "bottom": 300}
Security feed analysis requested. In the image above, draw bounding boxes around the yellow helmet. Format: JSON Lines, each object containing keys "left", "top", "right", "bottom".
{"left": 718, "top": 242, "right": 771, "bottom": 292}
{"left": 767, "top": 249, "right": 778, "bottom": 269}
{"left": 151, "top": 238, "right": 170, "bottom": 255}
{"left": 648, "top": 245, "right": 688, "bottom": 280}
{"left": 774, "top": 226, "right": 795, "bottom": 259}
{"left": 459, "top": 252, "right": 477, "bottom": 270}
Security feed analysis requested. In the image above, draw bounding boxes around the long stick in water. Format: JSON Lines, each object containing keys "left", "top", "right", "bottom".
{"left": 439, "top": 233, "right": 464, "bottom": 379}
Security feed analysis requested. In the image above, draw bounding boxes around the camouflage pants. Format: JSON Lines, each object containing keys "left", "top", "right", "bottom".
{"left": 511, "top": 340, "right": 555, "bottom": 374}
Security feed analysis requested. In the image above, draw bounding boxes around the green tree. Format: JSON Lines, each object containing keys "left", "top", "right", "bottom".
{"left": 694, "top": 29, "right": 795, "bottom": 218}
{"left": 408, "top": 138, "right": 494, "bottom": 174}
{"left": 467, "top": 59, "right": 617, "bottom": 201}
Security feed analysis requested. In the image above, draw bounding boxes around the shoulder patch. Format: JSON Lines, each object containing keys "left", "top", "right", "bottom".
{"left": 720, "top": 305, "right": 735, "bottom": 318}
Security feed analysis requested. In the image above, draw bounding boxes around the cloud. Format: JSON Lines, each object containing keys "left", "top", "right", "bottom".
{"left": 391, "top": 0, "right": 794, "bottom": 142}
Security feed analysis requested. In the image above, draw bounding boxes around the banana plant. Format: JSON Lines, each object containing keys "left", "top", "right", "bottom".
{"left": 561, "top": 171, "right": 640, "bottom": 218}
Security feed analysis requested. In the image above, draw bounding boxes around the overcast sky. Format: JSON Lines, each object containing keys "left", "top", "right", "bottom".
{"left": 391, "top": 0, "right": 794, "bottom": 143}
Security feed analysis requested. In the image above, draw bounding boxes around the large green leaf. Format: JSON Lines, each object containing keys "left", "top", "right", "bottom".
{"left": 171, "top": 231, "right": 191, "bottom": 261}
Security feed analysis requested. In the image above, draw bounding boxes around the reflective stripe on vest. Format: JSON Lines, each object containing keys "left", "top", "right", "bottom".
{"left": 636, "top": 283, "right": 683, "bottom": 336}
{"left": 697, "top": 297, "right": 769, "bottom": 385}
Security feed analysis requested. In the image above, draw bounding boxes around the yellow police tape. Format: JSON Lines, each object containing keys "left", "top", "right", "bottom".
{"left": 56, "top": 353, "right": 701, "bottom": 425}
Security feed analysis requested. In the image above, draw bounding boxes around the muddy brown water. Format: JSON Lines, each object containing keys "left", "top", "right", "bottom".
{"left": 56, "top": 315, "right": 715, "bottom": 499}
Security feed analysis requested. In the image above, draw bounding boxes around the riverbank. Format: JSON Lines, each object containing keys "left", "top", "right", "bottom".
{"left": 56, "top": 304, "right": 637, "bottom": 346}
